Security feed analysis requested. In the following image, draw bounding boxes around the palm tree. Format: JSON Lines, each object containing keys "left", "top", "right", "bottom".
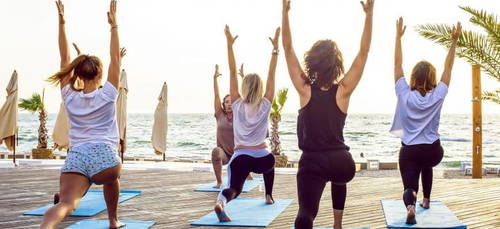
{"left": 19, "top": 90, "right": 48, "bottom": 149}
{"left": 269, "top": 88, "right": 288, "bottom": 156}
{"left": 416, "top": 6, "right": 499, "bottom": 104}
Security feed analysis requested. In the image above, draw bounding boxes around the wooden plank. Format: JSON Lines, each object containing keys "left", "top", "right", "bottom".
{"left": 0, "top": 167, "right": 498, "bottom": 228}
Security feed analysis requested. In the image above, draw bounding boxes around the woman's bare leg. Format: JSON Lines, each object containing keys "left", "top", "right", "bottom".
{"left": 211, "top": 147, "right": 226, "bottom": 188}
{"left": 92, "top": 163, "right": 124, "bottom": 228}
{"left": 40, "top": 173, "right": 90, "bottom": 229}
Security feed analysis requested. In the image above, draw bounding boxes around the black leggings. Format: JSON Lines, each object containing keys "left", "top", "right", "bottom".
{"left": 399, "top": 140, "right": 443, "bottom": 207}
{"left": 220, "top": 154, "right": 275, "bottom": 202}
{"left": 294, "top": 150, "right": 355, "bottom": 229}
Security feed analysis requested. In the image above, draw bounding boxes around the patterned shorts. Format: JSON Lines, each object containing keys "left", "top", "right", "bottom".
{"left": 61, "top": 143, "right": 121, "bottom": 182}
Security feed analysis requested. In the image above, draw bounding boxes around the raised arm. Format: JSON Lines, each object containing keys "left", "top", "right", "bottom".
{"left": 394, "top": 17, "right": 406, "bottom": 83}
{"left": 264, "top": 27, "right": 281, "bottom": 101}
{"left": 56, "top": 0, "right": 71, "bottom": 88}
{"left": 213, "top": 64, "right": 223, "bottom": 114}
{"left": 440, "top": 22, "right": 461, "bottom": 86}
{"left": 107, "top": 0, "right": 121, "bottom": 89}
{"left": 338, "top": 0, "right": 374, "bottom": 97}
{"left": 224, "top": 25, "right": 240, "bottom": 102}
{"left": 282, "top": 0, "right": 308, "bottom": 96}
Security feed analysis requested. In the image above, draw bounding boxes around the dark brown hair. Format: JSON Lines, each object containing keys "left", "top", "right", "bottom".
{"left": 48, "top": 55, "right": 103, "bottom": 91}
{"left": 304, "top": 39, "right": 344, "bottom": 89}
{"left": 222, "top": 94, "right": 231, "bottom": 114}
{"left": 410, "top": 61, "right": 437, "bottom": 96}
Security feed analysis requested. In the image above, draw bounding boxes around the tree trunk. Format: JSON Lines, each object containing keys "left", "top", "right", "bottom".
{"left": 270, "top": 115, "right": 281, "bottom": 155}
{"left": 38, "top": 109, "right": 48, "bottom": 149}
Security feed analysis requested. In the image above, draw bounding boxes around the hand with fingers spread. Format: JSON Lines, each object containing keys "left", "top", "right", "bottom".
{"left": 451, "top": 22, "right": 462, "bottom": 42}
{"left": 360, "top": 0, "right": 374, "bottom": 15}
{"left": 394, "top": 17, "right": 405, "bottom": 82}
{"left": 72, "top": 43, "right": 81, "bottom": 55}
{"left": 238, "top": 64, "right": 245, "bottom": 78}
{"left": 396, "top": 17, "right": 406, "bottom": 38}
{"left": 283, "top": 0, "right": 291, "bottom": 13}
{"left": 214, "top": 64, "right": 222, "bottom": 79}
{"left": 55, "top": 0, "right": 65, "bottom": 24}
{"left": 224, "top": 25, "right": 238, "bottom": 46}
{"left": 107, "top": 0, "right": 118, "bottom": 28}
{"left": 269, "top": 27, "right": 281, "bottom": 50}
{"left": 120, "top": 47, "right": 127, "bottom": 58}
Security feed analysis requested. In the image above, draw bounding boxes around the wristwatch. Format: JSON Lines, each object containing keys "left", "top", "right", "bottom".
{"left": 272, "top": 49, "right": 279, "bottom": 55}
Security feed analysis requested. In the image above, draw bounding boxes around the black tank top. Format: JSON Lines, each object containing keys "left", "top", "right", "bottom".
{"left": 297, "top": 85, "right": 349, "bottom": 152}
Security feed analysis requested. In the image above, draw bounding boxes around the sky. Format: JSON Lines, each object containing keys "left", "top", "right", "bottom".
{"left": 0, "top": 0, "right": 499, "bottom": 114}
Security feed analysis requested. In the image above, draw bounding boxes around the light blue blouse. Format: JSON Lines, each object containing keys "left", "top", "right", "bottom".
{"left": 390, "top": 77, "right": 448, "bottom": 145}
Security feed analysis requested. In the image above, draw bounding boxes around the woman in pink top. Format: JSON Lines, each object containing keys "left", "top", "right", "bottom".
{"left": 41, "top": 1, "right": 125, "bottom": 228}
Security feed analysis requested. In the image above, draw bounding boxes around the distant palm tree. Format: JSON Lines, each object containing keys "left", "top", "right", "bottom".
{"left": 416, "top": 6, "right": 499, "bottom": 104}
{"left": 269, "top": 88, "right": 288, "bottom": 156}
{"left": 19, "top": 90, "right": 48, "bottom": 149}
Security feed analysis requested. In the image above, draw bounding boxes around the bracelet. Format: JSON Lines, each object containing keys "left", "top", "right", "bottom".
{"left": 272, "top": 49, "right": 279, "bottom": 55}
{"left": 111, "top": 25, "right": 118, "bottom": 29}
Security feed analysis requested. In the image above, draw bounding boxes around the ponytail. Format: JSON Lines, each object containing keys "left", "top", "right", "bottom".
{"left": 47, "top": 55, "right": 100, "bottom": 91}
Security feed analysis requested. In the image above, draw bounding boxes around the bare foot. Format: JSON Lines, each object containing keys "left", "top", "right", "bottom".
{"left": 109, "top": 220, "right": 126, "bottom": 229}
{"left": 212, "top": 182, "right": 223, "bottom": 189}
{"left": 420, "top": 198, "right": 430, "bottom": 209}
{"left": 53, "top": 193, "right": 60, "bottom": 205}
{"left": 265, "top": 194, "right": 274, "bottom": 204}
{"left": 406, "top": 205, "right": 417, "bottom": 224}
{"left": 214, "top": 202, "right": 231, "bottom": 222}
{"left": 246, "top": 174, "right": 253, "bottom": 180}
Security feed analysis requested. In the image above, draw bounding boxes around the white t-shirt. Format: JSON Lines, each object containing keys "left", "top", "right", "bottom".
{"left": 61, "top": 82, "right": 119, "bottom": 149}
{"left": 390, "top": 77, "right": 448, "bottom": 145}
{"left": 232, "top": 97, "right": 272, "bottom": 147}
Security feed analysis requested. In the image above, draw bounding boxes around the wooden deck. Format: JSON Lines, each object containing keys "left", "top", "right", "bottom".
{"left": 0, "top": 167, "right": 499, "bottom": 229}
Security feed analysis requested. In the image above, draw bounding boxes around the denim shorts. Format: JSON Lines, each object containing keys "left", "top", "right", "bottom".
{"left": 61, "top": 143, "right": 121, "bottom": 182}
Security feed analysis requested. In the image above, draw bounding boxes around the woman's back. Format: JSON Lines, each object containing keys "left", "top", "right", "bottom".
{"left": 298, "top": 85, "right": 349, "bottom": 153}
{"left": 391, "top": 77, "right": 448, "bottom": 145}
{"left": 232, "top": 98, "right": 272, "bottom": 147}
{"left": 62, "top": 82, "right": 119, "bottom": 148}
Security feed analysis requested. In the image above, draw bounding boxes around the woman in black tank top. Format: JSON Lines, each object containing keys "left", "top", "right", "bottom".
{"left": 282, "top": 0, "right": 374, "bottom": 228}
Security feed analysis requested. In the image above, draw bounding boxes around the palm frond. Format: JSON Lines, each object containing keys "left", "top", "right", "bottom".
{"left": 18, "top": 93, "right": 43, "bottom": 113}
{"left": 270, "top": 88, "right": 289, "bottom": 120}
{"left": 277, "top": 88, "right": 288, "bottom": 109}
{"left": 416, "top": 24, "right": 500, "bottom": 80}
{"left": 482, "top": 89, "right": 500, "bottom": 104}
{"left": 459, "top": 6, "right": 500, "bottom": 49}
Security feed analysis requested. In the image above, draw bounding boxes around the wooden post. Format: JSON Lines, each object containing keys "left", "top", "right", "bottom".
{"left": 12, "top": 134, "right": 16, "bottom": 165}
{"left": 472, "top": 65, "right": 482, "bottom": 179}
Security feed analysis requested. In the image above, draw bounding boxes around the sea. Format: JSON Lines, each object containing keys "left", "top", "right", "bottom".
{"left": 2, "top": 113, "right": 499, "bottom": 163}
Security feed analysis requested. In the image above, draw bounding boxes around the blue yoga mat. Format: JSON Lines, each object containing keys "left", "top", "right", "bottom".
{"left": 191, "top": 197, "right": 293, "bottom": 227}
{"left": 194, "top": 177, "right": 263, "bottom": 192}
{"left": 24, "top": 190, "right": 142, "bottom": 217}
{"left": 66, "top": 220, "right": 155, "bottom": 229}
{"left": 381, "top": 200, "right": 467, "bottom": 229}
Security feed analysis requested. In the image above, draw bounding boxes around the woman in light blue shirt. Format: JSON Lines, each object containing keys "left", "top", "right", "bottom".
{"left": 391, "top": 17, "right": 461, "bottom": 224}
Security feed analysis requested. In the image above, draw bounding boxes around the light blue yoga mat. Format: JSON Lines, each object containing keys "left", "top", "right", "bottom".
{"left": 66, "top": 220, "right": 155, "bottom": 229}
{"left": 194, "top": 177, "right": 263, "bottom": 192}
{"left": 191, "top": 197, "right": 293, "bottom": 227}
{"left": 381, "top": 200, "right": 467, "bottom": 229}
{"left": 24, "top": 190, "right": 142, "bottom": 217}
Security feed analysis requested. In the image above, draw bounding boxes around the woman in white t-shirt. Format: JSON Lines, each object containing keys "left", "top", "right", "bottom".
{"left": 41, "top": 1, "right": 125, "bottom": 228}
{"left": 391, "top": 17, "right": 461, "bottom": 224}
{"left": 213, "top": 25, "right": 280, "bottom": 222}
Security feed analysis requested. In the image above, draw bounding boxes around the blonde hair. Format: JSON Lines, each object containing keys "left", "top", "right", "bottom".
{"left": 241, "top": 73, "right": 264, "bottom": 111}
{"left": 410, "top": 61, "right": 437, "bottom": 96}
{"left": 48, "top": 55, "right": 103, "bottom": 91}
